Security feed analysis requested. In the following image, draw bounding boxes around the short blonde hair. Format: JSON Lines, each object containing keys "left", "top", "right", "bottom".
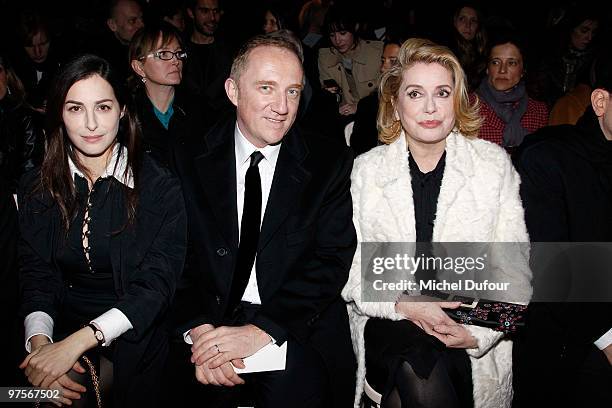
{"left": 377, "top": 38, "right": 482, "bottom": 144}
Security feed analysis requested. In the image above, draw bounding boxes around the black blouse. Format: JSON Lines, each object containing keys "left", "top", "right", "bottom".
{"left": 409, "top": 151, "right": 446, "bottom": 243}
{"left": 55, "top": 175, "right": 119, "bottom": 332}
{"left": 409, "top": 151, "right": 446, "bottom": 288}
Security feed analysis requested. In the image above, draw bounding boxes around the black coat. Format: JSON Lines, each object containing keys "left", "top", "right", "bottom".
{"left": 0, "top": 97, "right": 44, "bottom": 193}
{"left": 173, "top": 115, "right": 358, "bottom": 407}
{"left": 513, "top": 108, "right": 612, "bottom": 407}
{"left": 18, "top": 155, "right": 187, "bottom": 406}
{"left": 133, "top": 88, "right": 199, "bottom": 171}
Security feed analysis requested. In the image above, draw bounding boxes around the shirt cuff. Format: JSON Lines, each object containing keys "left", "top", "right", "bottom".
{"left": 24, "top": 311, "right": 54, "bottom": 353}
{"left": 91, "top": 308, "right": 133, "bottom": 346}
{"left": 183, "top": 330, "right": 193, "bottom": 345}
{"left": 594, "top": 327, "right": 612, "bottom": 350}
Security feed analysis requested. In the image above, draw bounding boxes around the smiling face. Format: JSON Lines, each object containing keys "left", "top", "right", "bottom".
{"left": 570, "top": 19, "right": 598, "bottom": 51}
{"left": 63, "top": 75, "right": 122, "bottom": 166}
{"left": 454, "top": 6, "right": 479, "bottom": 41}
{"left": 487, "top": 42, "right": 524, "bottom": 92}
{"left": 138, "top": 36, "right": 183, "bottom": 87}
{"left": 225, "top": 45, "right": 303, "bottom": 148}
{"left": 190, "top": 0, "right": 223, "bottom": 37}
{"left": 395, "top": 62, "right": 455, "bottom": 148}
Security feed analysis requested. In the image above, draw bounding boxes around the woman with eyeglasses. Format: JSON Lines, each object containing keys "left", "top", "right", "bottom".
{"left": 129, "top": 22, "right": 192, "bottom": 170}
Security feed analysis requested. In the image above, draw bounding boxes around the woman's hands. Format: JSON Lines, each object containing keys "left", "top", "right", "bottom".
{"left": 20, "top": 327, "right": 97, "bottom": 388}
{"left": 395, "top": 296, "right": 477, "bottom": 349}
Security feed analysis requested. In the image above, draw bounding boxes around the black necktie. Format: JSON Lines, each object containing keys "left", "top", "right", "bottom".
{"left": 227, "top": 151, "right": 264, "bottom": 314}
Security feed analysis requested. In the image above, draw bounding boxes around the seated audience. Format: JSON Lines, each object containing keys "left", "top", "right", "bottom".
{"left": 18, "top": 54, "right": 186, "bottom": 407}
{"left": 343, "top": 38, "right": 531, "bottom": 408}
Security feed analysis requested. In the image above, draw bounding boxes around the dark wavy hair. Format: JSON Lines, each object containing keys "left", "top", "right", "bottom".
{"left": 40, "top": 54, "right": 141, "bottom": 230}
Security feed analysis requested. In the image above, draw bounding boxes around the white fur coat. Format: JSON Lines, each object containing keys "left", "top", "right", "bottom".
{"left": 342, "top": 131, "right": 532, "bottom": 408}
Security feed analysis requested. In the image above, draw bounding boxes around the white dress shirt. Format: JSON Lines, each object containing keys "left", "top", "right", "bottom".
{"left": 23, "top": 144, "right": 133, "bottom": 351}
{"left": 234, "top": 123, "right": 281, "bottom": 304}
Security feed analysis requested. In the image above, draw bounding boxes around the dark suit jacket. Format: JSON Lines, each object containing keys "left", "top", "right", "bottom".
{"left": 173, "top": 115, "right": 358, "bottom": 406}
{"left": 512, "top": 108, "right": 612, "bottom": 407}
{"left": 18, "top": 155, "right": 187, "bottom": 406}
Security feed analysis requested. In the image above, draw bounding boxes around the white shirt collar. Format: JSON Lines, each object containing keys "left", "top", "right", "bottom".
{"left": 68, "top": 144, "right": 134, "bottom": 188}
{"left": 234, "top": 123, "right": 281, "bottom": 167}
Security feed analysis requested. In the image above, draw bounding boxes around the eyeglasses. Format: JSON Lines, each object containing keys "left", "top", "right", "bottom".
{"left": 140, "top": 50, "right": 187, "bottom": 61}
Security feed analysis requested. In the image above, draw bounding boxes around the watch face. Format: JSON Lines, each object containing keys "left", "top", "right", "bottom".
{"left": 95, "top": 331, "right": 104, "bottom": 341}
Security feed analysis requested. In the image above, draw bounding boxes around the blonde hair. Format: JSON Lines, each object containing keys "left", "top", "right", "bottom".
{"left": 377, "top": 38, "right": 482, "bottom": 144}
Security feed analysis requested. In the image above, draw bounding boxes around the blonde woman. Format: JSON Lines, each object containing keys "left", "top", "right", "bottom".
{"left": 342, "top": 38, "right": 531, "bottom": 407}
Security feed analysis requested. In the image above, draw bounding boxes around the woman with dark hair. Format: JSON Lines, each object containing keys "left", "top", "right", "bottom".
{"left": 474, "top": 32, "right": 548, "bottom": 149}
{"left": 533, "top": 7, "right": 600, "bottom": 107}
{"left": 318, "top": 6, "right": 383, "bottom": 118}
{"left": 129, "top": 22, "right": 192, "bottom": 169}
{"left": 446, "top": 3, "right": 487, "bottom": 91}
{"left": 18, "top": 54, "right": 187, "bottom": 407}
{"left": 261, "top": 5, "right": 287, "bottom": 34}
{"left": 0, "top": 53, "right": 44, "bottom": 193}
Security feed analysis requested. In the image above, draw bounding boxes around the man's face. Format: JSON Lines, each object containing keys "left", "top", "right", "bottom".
{"left": 190, "top": 0, "right": 223, "bottom": 37}
{"left": 225, "top": 46, "right": 303, "bottom": 148}
{"left": 24, "top": 31, "right": 50, "bottom": 64}
{"left": 108, "top": 0, "right": 144, "bottom": 43}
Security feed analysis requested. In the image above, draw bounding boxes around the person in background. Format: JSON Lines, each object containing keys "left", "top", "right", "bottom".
{"left": 129, "top": 22, "right": 193, "bottom": 169}
{"left": 0, "top": 53, "right": 44, "bottom": 194}
{"left": 18, "top": 54, "right": 186, "bottom": 407}
{"left": 474, "top": 32, "right": 548, "bottom": 150}
{"left": 182, "top": 0, "right": 233, "bottom": 129}
{"left": 14, "top": 13, "right": 61, "bottom": 112}
{"left": 513, "top": 52, "right": 612, "bottom": 408}
{"left": 532, "top": 7, "right": 599, "bottom": 107}
{"left": 350, "top": 38, "right": 401, "bottom": 155}
{"left": 343, "top": 37, "right": 531, "bottom": 408}
{"left": 261, "top": 5, "right": 286, "bottom": 34}
{"left": 446, "top": 3, "right": 487, "bottom": 91}
{"left": 151, "top": 0, "right": 187, "bottom": 32}
{"left": 96, "top": 0, "right": 145, "bottom": 84}
{"left": 318, "top": 6, "right": 383, "bottom": 120}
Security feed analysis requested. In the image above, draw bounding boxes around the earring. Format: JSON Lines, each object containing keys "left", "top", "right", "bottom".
{"left": 141, "top": 77, "right": 147, "bottom": 84}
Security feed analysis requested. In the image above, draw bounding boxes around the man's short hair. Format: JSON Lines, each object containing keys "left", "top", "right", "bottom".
{"left": 230, "top": 34, "right": 303, "bottom": 84}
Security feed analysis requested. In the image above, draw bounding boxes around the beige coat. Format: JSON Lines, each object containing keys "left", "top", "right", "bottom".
{"left": 318, "top": 40, "right": 383, "bottom": 106}
{"left": 342, "top": 131, "right": 532, "bottom": 407}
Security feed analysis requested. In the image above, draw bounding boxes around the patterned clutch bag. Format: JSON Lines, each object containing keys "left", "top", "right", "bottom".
{"left": 444, "top": 295, "right": 528, "bottom": 334}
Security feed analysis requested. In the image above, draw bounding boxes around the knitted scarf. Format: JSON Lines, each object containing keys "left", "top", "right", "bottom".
{"left": 477, "top": 79, "right": 529, "bottom": 147}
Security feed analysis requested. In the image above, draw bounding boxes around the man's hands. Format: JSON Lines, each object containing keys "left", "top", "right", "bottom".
{"left": 189, "top": 323, "right": 271, "bottom": 386}
{"left": 603, "top": 343, "right": 612, "bottom": 366}
{"left": 191, "top": 324, "right": 270, "bottom": 367}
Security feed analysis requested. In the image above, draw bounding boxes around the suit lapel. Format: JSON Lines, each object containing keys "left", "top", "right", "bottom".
{"left": 194, "top": 123, "right": 239, "bottom": 250}
{"left": 259, "top": 129, "right": 310, "bottom": 252}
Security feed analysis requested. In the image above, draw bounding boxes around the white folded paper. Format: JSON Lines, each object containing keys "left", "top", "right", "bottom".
{"left": 233, "top": 341, "right": 287, "bottom": 374}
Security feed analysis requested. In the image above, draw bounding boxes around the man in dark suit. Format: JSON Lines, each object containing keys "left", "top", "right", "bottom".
{"left": 173, "top": 34, "right": 357, "bottom": 407}
{"left": 513, "top": 52, "right": 612, "bottom": 407}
